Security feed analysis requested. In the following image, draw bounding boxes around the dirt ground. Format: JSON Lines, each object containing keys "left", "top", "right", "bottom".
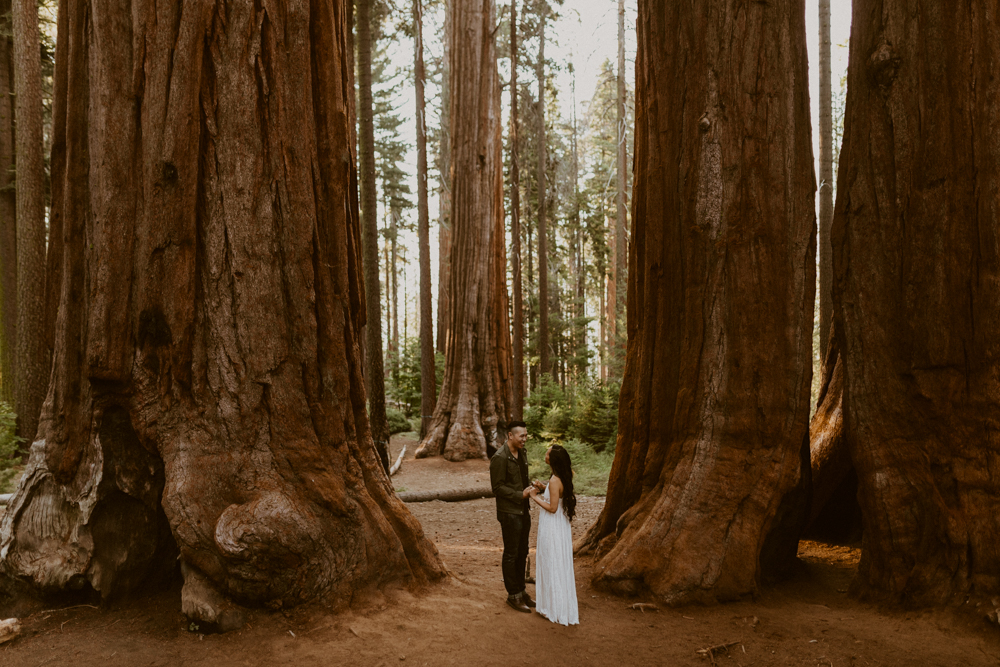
{"left": 2, "top": 433, "right": 999, "bottom": 666}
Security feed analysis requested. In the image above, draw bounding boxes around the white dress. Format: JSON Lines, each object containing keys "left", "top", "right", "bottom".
{"left": 535, "top": 483, "right": 579, "bottom": 625}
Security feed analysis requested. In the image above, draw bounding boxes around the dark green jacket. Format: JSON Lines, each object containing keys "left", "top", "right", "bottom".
{"left": 490, "top": 443, "right": 529, "bottom": 516}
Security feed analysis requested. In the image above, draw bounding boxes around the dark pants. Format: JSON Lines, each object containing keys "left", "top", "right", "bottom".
{"left": 498, "top": 511, "right": 531, "bottom": 596}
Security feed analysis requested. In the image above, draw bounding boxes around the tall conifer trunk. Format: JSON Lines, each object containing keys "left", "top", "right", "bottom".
{"left": 358, "top": 0, "right": 391, "bottom": 471}
{"left": 818, "top": 0, "right": 833, "bottom": 354}
{"left": 12, "top": 0, "right": 48, "bottom": 440}
{"left": 535, "top": 2, "right": 549, "bottom": 378}
{"left": 415, "top": 0, "right": 435, "bottom": 437}
{"left": 415, "top": 0, "right": 512, "bottom": 461}
{"left": 509, "top": 0, "right": 524, "bottom": 420}
{"left": 436, "top": 0, "right": 453, "bottom": 356}
{"left": 835, "top": 0, "right": 1000, "bottom": 605}
{"left": 615, "top": 0, "right": 628, "bottom": 348}
{"left": 578, "top": 0, "right": 815, "bottom": 603}
{"left": 0, "top": 1, "right": 15, "bottom": 407}
{"left": 0, "top": 0, "right": 443, "bottom": 619}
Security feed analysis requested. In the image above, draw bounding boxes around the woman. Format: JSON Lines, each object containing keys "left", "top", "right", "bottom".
{"left": 529, "top": 445, "right": 579, "bottom": 626}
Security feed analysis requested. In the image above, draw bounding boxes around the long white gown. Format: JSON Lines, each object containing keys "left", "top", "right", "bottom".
{"left": 535, "top": 483, "right": 579, "bottom": 625}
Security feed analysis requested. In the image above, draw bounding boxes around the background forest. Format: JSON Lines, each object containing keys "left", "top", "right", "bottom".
{"left": 0, "top": 0, "right": 850, "bottom": 493}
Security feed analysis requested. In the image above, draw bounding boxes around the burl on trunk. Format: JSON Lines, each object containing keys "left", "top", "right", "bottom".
{"left": 0, "top": 0, "right": 444, "bottom": 620}
{"left": 577, "top": 0, "right": 815, "bottom": 603}
{"left": 835, "top": 0, "right": 1000, "bottom": 604}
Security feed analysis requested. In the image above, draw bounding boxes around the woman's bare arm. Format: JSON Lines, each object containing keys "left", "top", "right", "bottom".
{"left": 530, "top": 476, "right": 562, "bottom": 513}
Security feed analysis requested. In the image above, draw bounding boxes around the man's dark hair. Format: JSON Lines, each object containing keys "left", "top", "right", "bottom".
{"left": 507, "top": 420, "right": 527, "bottom": 431}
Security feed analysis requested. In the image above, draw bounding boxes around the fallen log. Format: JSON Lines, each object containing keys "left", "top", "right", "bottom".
{"left": 397, "top": 486, "right": 494, "bottom": 503}
{"left": 389, "top": 443, "right": 407, "bottom": 476}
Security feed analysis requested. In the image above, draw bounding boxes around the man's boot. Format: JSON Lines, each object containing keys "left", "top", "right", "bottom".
{"left": 506, "top": 594, "right": 531, "bottom": 613}
{"left": 519, "top": 590, "right": 536, "bottom": 608}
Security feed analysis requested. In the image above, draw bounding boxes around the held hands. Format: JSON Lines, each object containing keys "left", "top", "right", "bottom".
{"left": 522, "top": 486, "right": 535, "bottom": 499}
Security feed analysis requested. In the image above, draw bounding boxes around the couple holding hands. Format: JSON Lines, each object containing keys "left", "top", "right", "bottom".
{"left": 489, "top": 421, "right": 579, "bottom": 626}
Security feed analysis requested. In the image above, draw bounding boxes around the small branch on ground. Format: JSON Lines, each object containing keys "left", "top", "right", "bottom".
{"left": 696, "top": 641, "right": 740, "bottom": 665}
{"left": 627, "top": 603, "right": 659, "bottom": 612}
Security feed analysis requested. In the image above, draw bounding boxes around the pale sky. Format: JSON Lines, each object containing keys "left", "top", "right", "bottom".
{"left": 380, "top": 0, "right": 854, "bottom": 349}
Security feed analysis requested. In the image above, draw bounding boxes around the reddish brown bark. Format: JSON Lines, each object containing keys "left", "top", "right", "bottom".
{"left": 358, "top": 0, "right": 391, "bottom": 472}
{"left": 0, "top": 0, "right": 443, "bottom": 619}
{"left": 414, "top": 0, "right": 512, "bottom": 461}
{"left": 435, "top": 0, "right": 452, "bottom": 357}
{"left": 508, "top": 0, "right": 524, "bottom": 420}
{"left": 835, "top": 0, "right": 1000, "bottom": 605}
{"left": 577, "top": 0, "right": 815, "bottom": 603}
{"left": 12, "top": 0, "right": 48, "bottom": 440}
{"left": 0, "top": 0, "right": 15, "bottom": 407}
{"left": 415, "top": 0, "right": 435, "bottom": 438}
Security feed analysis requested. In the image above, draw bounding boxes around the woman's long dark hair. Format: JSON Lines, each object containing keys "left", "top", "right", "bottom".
{"left": 548, "top": 445, "right": 576, "bottom": 520}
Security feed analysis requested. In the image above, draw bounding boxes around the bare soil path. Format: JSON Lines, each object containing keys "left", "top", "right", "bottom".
{"left": 2, "top": 433, "right": 999, "bottom": 666}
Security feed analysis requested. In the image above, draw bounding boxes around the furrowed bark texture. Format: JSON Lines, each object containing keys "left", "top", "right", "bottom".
{"left": 835, "top": 0, "right": 1000, "bottom": 604}
{"left": 13, "top": 0, "right": 49, "bottom": 440}
{"left": 0, "top": 0, "right": 15, "bottom": 407}
{"left": 435, "top": 0, "right": 452, "bottom": 357}
{"left": 508, "top": 0, "right": 524, "bottom": 421}
{"left": 806, "top": 333, "right": 850, "bottom": 532}
{"left": 415, "top": 0, "right": 435, "bottom": 438}
{"left": 578, "top": 0, "right": 816, "bottom": 603}
{"left": 817, "top": 0, "right": 833, "bottom": 353}
{"left": 415, "top": 0, "right": 512, "bottom": 461}
{"left": 358, "top": 0, "right": 391, "bottom": 472}
{"left": 0, "top": 0, "right": 443, "bottom": 611}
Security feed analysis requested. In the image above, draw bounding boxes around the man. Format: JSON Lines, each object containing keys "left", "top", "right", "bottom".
{"left": 489, "top": 420, "right": 536, "bottom": 613}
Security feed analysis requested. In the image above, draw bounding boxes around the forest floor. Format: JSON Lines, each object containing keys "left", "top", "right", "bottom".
{"left": 2, "top": 433, "right": 1000, "bottom": 666}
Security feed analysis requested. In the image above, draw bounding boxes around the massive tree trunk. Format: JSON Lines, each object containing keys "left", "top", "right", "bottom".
{"left": 817, "top": 0, "right": 833, "bottom": 354}
{"left": 0, "top": 0, "right": 443, "bottom": 618}
{"left": 435, "top": 0, "right": 453, "bottom": 357}
{"left": 13, "top": 0, "right": 48, "bottom": 440}
{"left": 508, "top": 0, "right": 524, "bottom": 420}
{"left": 358, "top": 0, "right": 391, "bottom": 472}
{"left": 535, "top": 2, "right": 549, "bottom": 378}
{"left": 415, "top": 0, "right": 435, "bottom": 438}
{"left": 415, "top": 0, "right": 512, "bottom": 461}
{"left": 0, "top": 1, "right": 15, "bottom": 407}
{"left": 806, "top": 330, "right": 861, "bottom": 543}
{"left": 577, "top": 0, "right": 815, "bottom": 603}
{"left": 835, "top": 0, "right": 1000, "bottom": 605}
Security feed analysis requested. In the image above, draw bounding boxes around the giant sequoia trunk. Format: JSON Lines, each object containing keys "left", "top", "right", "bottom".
{"left": 577, "top": 0, "right": 815, "bottom": 603}
{"left": 0, "top": 0, "right": 443, "bottom": 617}
{"left": 508, "top": 0, "right": 525, "bottom": 420}
{"left": 834, "top": 0, "right": 1000, "bottom": 605}
{"left": 415, "top": 0, "right": 512, "bottom": 461}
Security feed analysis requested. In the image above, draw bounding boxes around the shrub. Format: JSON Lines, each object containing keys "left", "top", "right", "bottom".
{"left": 541, "top": 404, "right": 572, "bottom": 440}
{"left": 570, "top": 380, "right": 620, "bottom": 452}
{"left": 0, "top": 401, "right": 23, "bottom": 494}
{"left": 386, "top": 407, "right": 412, "bottom": 435}
{"left": 525, "top": 437, "right": 614, "bottom": 497}
{"left": 523, "top": 376, "right": 567, "bottom": 437}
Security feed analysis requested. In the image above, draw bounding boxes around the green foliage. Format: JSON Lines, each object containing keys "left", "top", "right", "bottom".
{"left": 569, "top": 380, "right": 619, "bottom": 452}
{"left": 523, "top": 376, "right": 566, "bottom": 437}
{"left": 387, "top": 336, "right": 444, "bottom": 418}
{"left": 525, "top": 438, "right": 614, "bottom": 497}
{"left": 0, "top": 401, "right": 23, "bottom": 493}
{"left": 386, "top": 407, "right": 413, "bottom": 435}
